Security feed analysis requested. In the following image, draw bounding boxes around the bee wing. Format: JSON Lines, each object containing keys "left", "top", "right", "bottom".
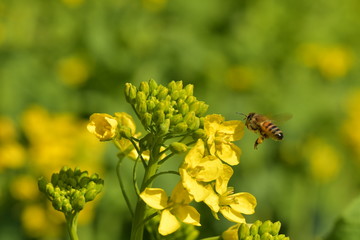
{"left": 270, "top": 113, "right": 292, "bottom": 123}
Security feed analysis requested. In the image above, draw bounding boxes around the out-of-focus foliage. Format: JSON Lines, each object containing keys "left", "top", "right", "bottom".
{"left": 1, "top": 0, "right": 360, "bottom": 239}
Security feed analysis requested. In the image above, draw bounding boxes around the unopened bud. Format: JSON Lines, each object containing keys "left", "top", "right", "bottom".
{"left": 260, "top": 233, "right": 273, "bottom": 240}
{"left": 141, "top": 113, "right": 152, "bottom": 128}
{"left": 197, "top": 101, "right": 209, "bottom": 116}
{"left": 250, "top": 221, "right": 262, "bottom": 235}
{"left": 185, "top": 95, "right": 196, "bottom": 105}
{"left": 147, "top": 99, "right": 156, "bottom": 111}
{"left": 270, "top": 221, "right": 281, "bottom": 235}
{"left": 125, "top": 83, "right": 137, "bottom": 103}
{"left": 184, "top": 84, "right": 194, "bottom": 96}
{"left": 153, "top": 110, "right": 165, "bottom": 124}
{"left": 38, "top": 177, "right": 48, "bottom": 193}
{"left": 169, "top": 142, "right": 188, "bottom": 153}
{"left": 188, "top": 116, "right": 200, "bottom": 131}
{"left": 46, "top": 183, "right": 55, "bottom": 197}
{"left": 179, "top": 102, "right": 189, "bottom": 115}
{"left": 149, "top": 79, "right": 158, "bottom": 92}
{"left": 238, "top": 223, "right": 249, "bottom": 239}
{"left": 170, "top": 114, "right": 183, "bottom": 125}
{"left": 136, "top": 101, "right": 147, "bottom": 114}
{"left": 73, "top": 195, "right": 86, "bottom": 211}
{"left": 159, "top": 119, "right": 170, "bottom": 135}
{"left": 84, "top": 189, "right": 98, "bottom": 202}
{"left": 157, "top": 86, "right": 169, "bottom": 100}
{"left": 136, "top": 91, "right": 146, "bottom": 103}
{"left": 192, "top": 129, "right": 206, "bottom": 140}
{"left": 259, "top": 221, "right": 272, "bottom": 235}
{"left": 139, "top": 81, "right": 150, "bottom": 96}
{"left": 174, "top": 122, "right": 188, "bottom": 133}
{"left": 51, "top": 173, "right": 59, "bottom": 186}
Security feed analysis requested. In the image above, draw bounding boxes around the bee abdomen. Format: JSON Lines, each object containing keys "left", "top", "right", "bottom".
{"left": 263, "top": 122, "right": 283, "bottom": 140}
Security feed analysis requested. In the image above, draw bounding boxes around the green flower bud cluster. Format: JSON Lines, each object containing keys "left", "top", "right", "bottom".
{"left": 237, "top": 220, "right": 290, "bottom": 240}
{"left": 124, "top": 79, "right": 209, "bottom": 136}
{"left": 38, "top": 166, "right": 104, "bottom": 215}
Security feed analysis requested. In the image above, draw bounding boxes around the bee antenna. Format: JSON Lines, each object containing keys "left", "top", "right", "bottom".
{"left": 236, "top": 112, "right": 247, "bottom": 120}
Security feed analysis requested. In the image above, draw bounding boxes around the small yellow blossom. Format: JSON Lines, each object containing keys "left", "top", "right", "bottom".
{"left": 0, "top": 142, "right": 26, "bottom": 170}
{"left": 140, "top": 182, "right": 201, "bottom": 236}
{"left": 204, "top": 114, "right": 244, "bottom": 165}
{"left": 87, "top": 113, "right": 118, "bottom": 141}
{"left": 222, "top": 223, "right": 241, "bottom": 240}
{"left": 179, "top": 139, "right": 225, "bottom": 202}
{"left": 0, "top": 116, "right": 17, "bottom": 142}
{"left": 56, "top": 55, "right": 89, "bottom": 86}
{"left": 10, "top": 175, "right": 39, "bottom": 201}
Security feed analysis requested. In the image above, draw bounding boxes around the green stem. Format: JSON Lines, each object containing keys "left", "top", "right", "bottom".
{"left": 130, "top": 136, "right": 162, "bottom": 240}
{"left": 116, "top": 155, "right": 134, "bottom": 217}
{"left": 66, "top": 212, "right": 79, "bottom": 240}
{"left": 144, "top": 170, "right": 179, "bottom": 188}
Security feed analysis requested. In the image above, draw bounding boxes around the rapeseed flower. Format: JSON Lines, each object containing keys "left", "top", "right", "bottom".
{"left": 204, "top": 114, "right": 244, "bottom": 165}
{"left": 87, "top": 113, "right": 118, "bottom": 141}
{"left": 140, "top": 181, "right": 201, "bottom": 236}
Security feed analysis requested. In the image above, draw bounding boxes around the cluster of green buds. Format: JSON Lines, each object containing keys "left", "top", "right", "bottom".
{"left": 38, "top": 166, "right": 104, "bottom": 215}
{"left": 124, "top": 79, "right": 209, "bottom": 136}
{"left": 228, "top": 220, "right": 290, "bottom": 240}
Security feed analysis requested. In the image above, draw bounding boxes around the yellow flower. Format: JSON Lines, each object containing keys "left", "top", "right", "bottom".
{"left": 56, "top": 55, "right": 89, "bottom": 86}
{"left": 140, "top": 182, "right": 201, "bottom": 236}
{"left": 179, "top": 139, "right": 225, "bottom": 202}
{"left": 10, "top": 175, "right": 39, "bottom": 201}
{"left": 0, "top": 142, "right": 26, "bottom": 171}
{"left": 87, "top": 113, "right": 118, "bottom": 141}
{"left": 204, "top": 114, "right": 244, "bottom": 165}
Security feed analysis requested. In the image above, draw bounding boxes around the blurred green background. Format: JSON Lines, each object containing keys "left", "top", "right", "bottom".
{"left": 1, "top": 0, "right": 360, "bottom": 239}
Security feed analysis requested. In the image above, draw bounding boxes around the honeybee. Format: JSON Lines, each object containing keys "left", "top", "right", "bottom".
{"left": 241, "top": 113, "right": 285, "bottom": 149}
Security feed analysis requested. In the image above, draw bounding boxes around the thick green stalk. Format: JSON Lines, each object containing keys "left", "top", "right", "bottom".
{"left": 130, "top": 136, "right": 162, "bottom": 240}
{"left": 66, "top": 212, "right": 79, "bottom": 240}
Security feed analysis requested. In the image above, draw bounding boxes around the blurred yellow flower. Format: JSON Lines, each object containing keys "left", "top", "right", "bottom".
{"left": 297, "top": 43, "right": 353, "bottom": 80}
{"left": 56, "top": 55, "right": 90, "bottom": 87}
{"left": 21, "top": 204, "right": 55, "bottom": 238}
{"left": 10, "top": 175, "right": 39, "bottom": 201}
{"left": 204, "top": 114, "right": 244, "bottom": 165}
{"left": 225, "top": 66, "right": 256, "bottom": 92}
{"left": 87, "top": 113, "right": 118, "bottom": 141}
{"left": 140, "top": 181, "right": 201, "bottom": 236}
{"left": 303, "top": 138, "right": 341, "bottom": 183}
{"left": 0, "top": 142, "right": 26, "bottom": 170}
{"left": 0, "top": 116, "right": 17, "bottom": 142}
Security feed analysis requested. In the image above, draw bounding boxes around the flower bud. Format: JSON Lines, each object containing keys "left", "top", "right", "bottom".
{"left": 171, "top": 90, "right": 180, "bottom": 101}
{"left": 192, "top": 129, "right": 207, "bottom": 140}
{"left": 184, "top": 84, "right": 194, "bottom": 96}
{"left": 87, "top": 113, "right": 118, "bottom": 141}
{"left": 159, "top": 119, "right": 170, "bottom": 135}
{"left": 136, "top": 91, "right": 146, "bottom": 104}
{"left": 84, "top": 189, "right": 98, "bottom": 202}
{"left": 139, "top": 81, "right": 150, "bottom": 96}
{"left": 270, "top": 221, "right": 281, "bottom": 235}
{"left": 170, "top": 114, "right": 183, "bottom": 125}
{"left": 124, "top": 83, "right": 137, "bottom": 103}
{"left": 157, "top": 86, "right": 169, "bottom": 100}
{"left": 189, "top": 101, "right": 200, "bottom": 114}
{"left": 153, "top": 110, "right": 165, "bottom": 124}
{"left": 167, "top": 81, "right": 177, "bottom": 93}
{"left": 79, "top": 176, "right": 90, "bottom": 188}
{"left": 175, "top": 80, "right": 183, "bottom": 90}
{"left": 197, "top": 101, "right": 209, "bottom": 116}
{"left": 169, "top": 142, "right": 188, "bottom": 153}
{"left": 51, "top": 173, "right": 59, "bottom": 186}
{"left": 38, "top": 177, "right": 48, "bottom": 193}
{"left": 136, "top": 101, "right": 147, "bottom": 114}
{"left": 52, "top": 197, "right": 62, "bottom": 211}
{"left": 184, "top": 111, "right": 196, "bottom": 126}
{"left": 63, "top": 201, "right": 73, "bottom": 213}
{"left": 185, "top": 95, "right": 196, "bottom": 105}
{"left": 149, "top": 78, "right": 158, "bottom": 93}
{"left": 141, "top": 113, "right": 152, "bottom": 129}
{"left": 179, "top": 102, "right": 189, "bottom": 115}
{"left": 250, "top": 221, "right": 262, "bottom": 235}
{"left": 260, "top": 233, "right": 273, "bottom": 240}
{"left": 174, "top": 122, "right": 188, "bottom": 134}
{"left": 259, "top": 221, "right": 272, "bottom": 235}
{"left": 245, "top": 236, "right": 254, "bottom": 240}
{"left": 238, "top": 223, "right": 249, "bottom": 239}
{"left": 73, "top": 195, "right": 86, "bottom": 211}
{"left": 188, "top": 116, "right": 200, "bottom": 131}
{"left": 68, "top": 178, "right": 77, "bottom": 188}
{"left": 46, "top": 183, "right": 55, "bottom": 197}
{"left": 147, "top": 99, "right": 157, "bottom": 112}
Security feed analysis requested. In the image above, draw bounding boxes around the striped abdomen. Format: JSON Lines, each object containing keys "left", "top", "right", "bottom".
{"left": 261, "top": 121, "right": 283, "bottom": 140}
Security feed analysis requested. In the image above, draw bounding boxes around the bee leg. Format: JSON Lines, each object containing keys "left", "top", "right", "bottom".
{"left": 254, "top": 136, "right": 265, "bottom": 149}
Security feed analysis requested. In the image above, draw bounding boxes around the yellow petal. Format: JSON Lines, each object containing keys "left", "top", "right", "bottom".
{"left": 203, "top": 190, "right": 220, "bottom": 212}
{"left": 140, "top": 188, "right": 168, "bottom": 210}
{"left": 222, "top": 224, "right": 241, "bottom": 240}
{"left": 114, "top": 112, "right": 136, "bottom": 134}
{"left": 174, "top": 205, "right": 201, "bottom": 226}
{"left": 194, "top": 156, "right": 223, "bottom": 182}
{"left": 87, "top": 113, "right": 118, "bottom": 141}
{"left": 171, "top": 181, "right": 193, "bottom": 204}
{"left": 216, "top": 142, "right": 241, "bottom": 166}
{"left": 230, "top": 192, "right": 257, "bottom": 215}
{"left": 216, "top": 164, "right": 234, "bottom": 195}
{"left": 220, "top": 206, "right": 246, "bottom": 223}
{"left": 159, "top": 209, "right": 181, "bottom": 236}
{"left": 184, "top": 139, "right": 205, "bottom": 167}
{"left": 180, "top": 168, "right": 211, "bottom": 202}
{"left": 219, "top": 120, "right": 244, "bottom": 141}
